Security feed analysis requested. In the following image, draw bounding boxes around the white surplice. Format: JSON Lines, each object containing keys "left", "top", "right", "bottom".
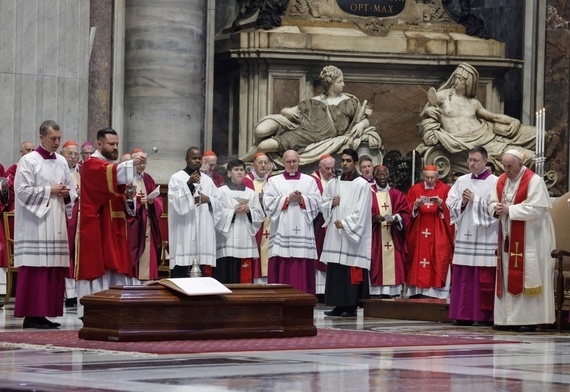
{"left": 168, "top": 171, "right": 222, "bottom": 267}
{"left": 320, "top": 176, "right": 372, "bottom": 269}
{"left": 264, "top": 173, "right": 320, "bottom": 259}
{"left": 216, "top": 185, "right": 264, "bottom": 258}
{"left": 489, "top": 168, "right": 556, "bottom": 326}
{"left": 14, "top": 151, "right": 76, "bottom": 267}
{"left": 447, "top": 173, "right": 498, "bottom": 267}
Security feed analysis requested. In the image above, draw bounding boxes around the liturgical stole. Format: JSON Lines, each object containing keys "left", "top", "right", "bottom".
{"left": 496, "top": 169, "right": 533, "bottom": 296}
{"left": 375, "top": 190, "right": 396, "bottom": 285}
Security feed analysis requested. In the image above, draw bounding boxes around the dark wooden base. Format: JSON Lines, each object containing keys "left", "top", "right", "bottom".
{"left": 363, "top": 298, "right": 451, "bottom": 323}
{"left": 79, "top": 284, "right": 317, "bottom": 342}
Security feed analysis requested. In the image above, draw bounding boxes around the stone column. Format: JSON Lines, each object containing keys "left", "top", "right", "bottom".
{"left": 124, "top": 0, "right": 206, "bottom": 184}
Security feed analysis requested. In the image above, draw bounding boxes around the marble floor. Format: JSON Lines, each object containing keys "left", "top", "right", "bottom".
{"left": 0, "top": 300, "right": 569, "bottom": 392}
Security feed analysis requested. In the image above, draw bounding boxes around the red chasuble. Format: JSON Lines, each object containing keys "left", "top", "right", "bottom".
{"left": 76, "top": 158, "right": 132, "bottom": 280}
{"left": 370, "top": 187, "right": 410, "bottom": 286}
{"left": 405, "top": 180, "right": 454, "bottom": 289}
{"left": 127, "top": 172, "right": 163, "bottom": 281}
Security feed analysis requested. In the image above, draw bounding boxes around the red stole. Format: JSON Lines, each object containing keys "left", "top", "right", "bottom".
{"left": 496, "top": 169, "right": 534, "bottom": 296}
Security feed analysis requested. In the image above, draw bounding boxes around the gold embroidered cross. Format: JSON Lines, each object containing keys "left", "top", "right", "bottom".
{"left": 510, "top": 242, "right": 523, "bottom": 268}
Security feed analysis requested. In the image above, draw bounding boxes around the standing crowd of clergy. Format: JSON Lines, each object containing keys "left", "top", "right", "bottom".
{"left": 0, "top": 120, "right": 559, "bottom": 333}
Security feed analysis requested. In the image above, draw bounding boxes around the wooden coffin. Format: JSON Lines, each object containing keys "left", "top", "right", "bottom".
{"left": 78, "top": 283, "right": 317, "bottom": 342}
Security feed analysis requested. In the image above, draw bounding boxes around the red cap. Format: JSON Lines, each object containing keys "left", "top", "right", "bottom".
{"left": 203, "top": 150, "right": 216, "bottom": 157}
{"left": 424, "top": 165, "right": 438, "bottom": 172}
{"left": 320, "top": 154, "right": 333, "bottom": 161}
{"left": 131, "top": 148, "right": 143, "bottom": 154}
{"left": 253, "top": 152, "right": 267, "bottom": 160}
{"left": 62, "top": 140, "right": 77, "bottom": 148}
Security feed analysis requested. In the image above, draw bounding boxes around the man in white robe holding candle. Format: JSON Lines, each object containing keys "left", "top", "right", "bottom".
{"left": 489, "top": 149, "right": 555, "bottom": 332}
{"left": 168, "top": 147, "right": 223, "bottom": 278}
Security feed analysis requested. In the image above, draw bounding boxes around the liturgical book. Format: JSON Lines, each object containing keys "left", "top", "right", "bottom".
{"left": 148, "top": 277, "right": 233, "bottom": 296}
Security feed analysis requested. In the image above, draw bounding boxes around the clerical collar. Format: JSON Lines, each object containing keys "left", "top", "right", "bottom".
{"left": 251, "top": 170, "right": 268, "bottom": 181}
{"left": 36, "top": 145, "right": 56, "bottom": 160}
{"left": 341, "top": 171, "right": 360, "bottom": 181}
{"left": 183, "top": 166, "right": 199, "bottom": 177}
{"left": 471, "top": 169, "right": 490, "bottom": 180}
{"left": 376, "top": 183, "right": 390, "bottom": 192}
{"left": 424, "top": 181, "right": 435, "bottom": 190}
{"left": 227, "top": 182, "right": 245, "bottom": 191}
{"left": 364, "top": 176, "right": 375, "bottom": 184}
{"left": 283, "top": 171, "right": 301, "bottom": 180}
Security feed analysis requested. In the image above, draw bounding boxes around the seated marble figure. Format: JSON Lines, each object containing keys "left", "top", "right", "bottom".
{"left": 241, "top": 65, "right": 382, "bottom": 166}
{"left": 417, "top": 63, "right": 536, "bottom": 173}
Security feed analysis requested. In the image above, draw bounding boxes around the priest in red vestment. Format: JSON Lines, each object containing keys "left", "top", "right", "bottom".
{"left": 405, "top": 165, "right": 454, "bottom": 299}
{"left": 126, "top": 149, "right": 163, "bottom": 281}
{"left": 200, "top": 150, "right": 225, "bottom": 188}
{"left": 370, "top": 166, "right": 410, "bottom": 297}
{"left": 76, "top": 128, "right": 147, "bottom": 319}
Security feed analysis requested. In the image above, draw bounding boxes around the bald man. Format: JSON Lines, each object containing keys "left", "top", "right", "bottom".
{"left": 488, "top": 150, "right": 555, "bottom": 332}
{"left": 263, "top": 150, "right": 321, "bottom": 294}
{"left": 310, "top": 154, "right": 336, "bottom": 296}
{"left": 5, "top": 141, "right": 35, "bottom": 211}
{"left": 243, "top": 152, "right": 272, "bottom": 283}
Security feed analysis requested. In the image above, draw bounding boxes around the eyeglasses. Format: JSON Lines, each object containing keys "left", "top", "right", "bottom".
{"left": 466, "top": 158, "right": 482, "bottom": 163}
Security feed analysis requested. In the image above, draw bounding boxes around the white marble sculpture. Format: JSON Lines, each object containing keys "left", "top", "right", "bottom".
{"left": 241, "top": 65, "right": 383, "bottom": 167}
{"left": 417, "top": 63, "right": 536, "bottom": 176}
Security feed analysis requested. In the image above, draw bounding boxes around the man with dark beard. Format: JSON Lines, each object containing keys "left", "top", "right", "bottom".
{"left": 75, "top": 128, "right": 147, "bottom": 320}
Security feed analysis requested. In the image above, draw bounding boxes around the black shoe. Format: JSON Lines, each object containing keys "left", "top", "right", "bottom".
{"left": 514, "top": 325, "right": 536, "bottom": 333}
{"left": 42, "top": 318, "right": 61, "bottom": 328}
{"left": 324, "top": 307, "right": 342, "bottom": 317}
{"left": 492, "top": 324, "right": 513, "bottom": 331}
{"left": 473, "top": 321, "right": 493, "bottom": 327}
{"left": 452, "top": 320, "right": 473, "bottom": 326}
{"left": 23, "top": 317, "right": 52, "bottom": 329}
{"left": 65, "top": 298, "right": 77, "bottom": 307}
{"left": 340, "top": 311, "right": 357, "bottom": 317}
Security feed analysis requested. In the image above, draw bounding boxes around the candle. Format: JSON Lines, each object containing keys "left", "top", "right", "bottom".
{"left": 540, "top": 108, "right": 546, "bottom": 158}
{"left": 411, "top": 150, "right": 416, "bottom": 185}
{"left": 535, "top": 111, "right": 538, "bottom": 157}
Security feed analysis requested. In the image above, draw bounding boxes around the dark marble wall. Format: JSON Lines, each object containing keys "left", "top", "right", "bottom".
{"left": 470, "top": 0, "right": 524, "bottom": 119}
{"left": 545, "top": 0, "right": 569, "bottom": 195}
{"left": 88, "top": 0, "right": 114, "bottom": 142}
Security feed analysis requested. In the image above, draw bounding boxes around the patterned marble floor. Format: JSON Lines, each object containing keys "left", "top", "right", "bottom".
{"left": 0, "top": 301, "right": 569, "bottom": 392}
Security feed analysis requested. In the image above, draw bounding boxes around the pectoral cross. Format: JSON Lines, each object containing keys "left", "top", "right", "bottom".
{"left": 293, "top": 226, "right": 301, "bottom": 234}
{"left": 262, "top": 230, "right": 270, "bottom": 239}
{"left": 384, "top": 242, "right": 392, "bottom": 250}
{"left": 464, "top": 231, "right": 473, "bottom": 240}
{"left": 421, "top": 228, "right": 431, "bottom": 238}
{"left": 381, "top": 202, "right": 390, "bottom": 211}
{"left": 510, "top": 242, "right": 523, "bottom": 268}
{"left": 420, "top": 258, "right": 430, "bottom": 268}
